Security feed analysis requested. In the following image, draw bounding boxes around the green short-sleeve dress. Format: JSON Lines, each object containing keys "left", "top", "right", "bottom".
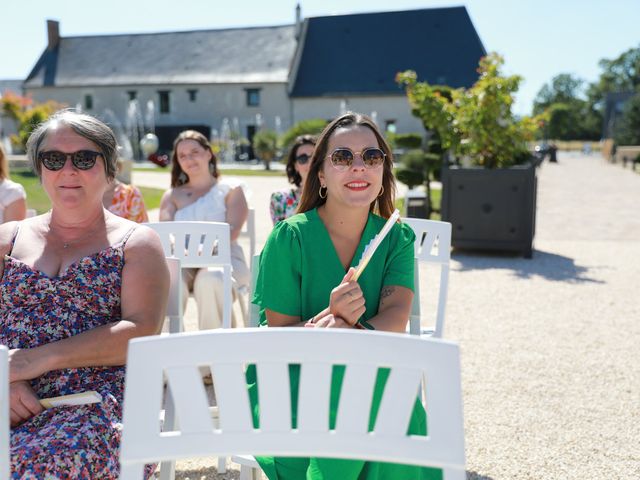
{"left": 250, "top": 208, "right": 441, "bottom": 480}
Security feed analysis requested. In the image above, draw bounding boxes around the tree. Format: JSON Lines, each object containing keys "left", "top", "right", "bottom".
{"left": 398, "top": 53, "right": 541, "bottom": 169}
{"left": 252, "top": 129, "right": 278, "bottom": 170}
{"left": 614, "top": 92, "right": 640, "bottom": 145}
{"left": 0, "top": 91, "right": 62, "bottom": 152}
{"left": 594, "top": 45, "right": 640, "bottom": 94}
{"left": 279, "top": 118, "right": 327, "bottom": 150}
{"left": 533, "top": 74, "right": 585, "bottom": 115}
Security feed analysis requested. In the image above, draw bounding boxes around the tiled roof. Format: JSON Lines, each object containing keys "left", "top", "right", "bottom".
{"left": 289, "top": 6, "right": 486, "bottom": 97}
{"left": 24, "top": 25, "right": 296, "bottom": 87}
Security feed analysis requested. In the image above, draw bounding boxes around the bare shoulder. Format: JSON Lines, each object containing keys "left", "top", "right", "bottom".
{"left": 226, "top": 183, "right": 247, "bottom": 203}
{"left": 123, "top": 223, "right": 164, "bottom": 255}
{"left": 0, "top": 221, "right": 19, "bottom": 257}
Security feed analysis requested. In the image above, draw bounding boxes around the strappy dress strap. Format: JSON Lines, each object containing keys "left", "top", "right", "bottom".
{"left": 7, "top": 222, "right": 22, "bottom": 256}
{"left": 116, "top": 226, "right": 138, "bottom": 249}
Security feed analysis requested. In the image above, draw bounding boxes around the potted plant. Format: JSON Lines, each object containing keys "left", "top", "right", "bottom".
{"left": 398, "top": 53, "right": 543, "bottom": 257}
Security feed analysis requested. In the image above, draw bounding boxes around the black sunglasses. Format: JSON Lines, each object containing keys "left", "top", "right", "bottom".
{"left": 327, "top": 147, "right": 386, "bottom": 171}
{"left": 295, "top": 153, "right": 311, "bottom": 165}
{"left": 38, "top": 150, "right": 102, "bottom": 171}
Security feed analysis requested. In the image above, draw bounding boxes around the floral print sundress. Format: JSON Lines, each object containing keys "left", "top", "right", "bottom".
{"left": 0, "top": 225, "right": 154, "bottom": 479}
{"left": 269, "top": 187, "right": 300, "bottom": 224}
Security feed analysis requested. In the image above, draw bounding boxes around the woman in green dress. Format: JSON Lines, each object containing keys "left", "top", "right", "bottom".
{"left": 252, "top": 112, "right": 441, "bottom": 480}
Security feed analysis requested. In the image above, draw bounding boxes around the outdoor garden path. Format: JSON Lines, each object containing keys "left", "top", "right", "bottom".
{"left": 132, "top": 153, "right": 640, "bottom": 479}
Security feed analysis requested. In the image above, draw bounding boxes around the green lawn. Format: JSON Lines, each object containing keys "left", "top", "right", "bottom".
{"left": 11, "top": 169, "right": 51, "bottom": 214}
{"left": 13, "top": 166, "right": 440, "bottom": 218}
{"left": 11, "top": 168, "right": 165, "bottom": 214}
{"left": 138, "top": 186, "right": 164, "bottom": 211}
{"left": 133, "top": 165, "right": 285, "bottom": 177}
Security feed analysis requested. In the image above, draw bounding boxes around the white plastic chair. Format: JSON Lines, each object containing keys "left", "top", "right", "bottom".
{"left": 119, "top": 328, "right": 466, "bottom": 480}
{"left": 401, "top": 218, "right": 452, "bottom": 338}
{"left": 145, "top": 221, "right": 236, "bottom": 329}
{"left": 1, "top": 345, "right": 9, "bottom": 480}
{"left": 163, "top": 257, "right": 183, "bottom": 333}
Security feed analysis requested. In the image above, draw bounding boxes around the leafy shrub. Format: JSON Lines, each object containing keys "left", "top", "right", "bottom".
{"left": 398, "top": 53, "right": 543, "bottom": 168}
{"left": 279, "top": 118, "right": 327, "bottom": 149}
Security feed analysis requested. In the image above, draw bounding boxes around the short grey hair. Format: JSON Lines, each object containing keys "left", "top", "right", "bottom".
{"left": 26, "top": 109, "right": 118, "bottom": 180}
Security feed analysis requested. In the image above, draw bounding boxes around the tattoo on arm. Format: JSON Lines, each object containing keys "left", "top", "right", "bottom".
{"left": 379, "top": 286, "right": 395, "bottom": 306}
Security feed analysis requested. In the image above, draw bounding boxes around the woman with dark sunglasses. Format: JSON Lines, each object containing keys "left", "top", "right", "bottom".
{"left": 251, "top": 112, "right": 439, "bottom": 479}
{"left": 0, "top": 109, "right": 168, "bottom": 479}
{"left": 269, "top": 134, "right": 316, "bottom": 224}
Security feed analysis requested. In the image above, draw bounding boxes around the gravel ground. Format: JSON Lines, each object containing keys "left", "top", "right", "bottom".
{"left": 136, "top": 153, "right": 640, "bottom": 479}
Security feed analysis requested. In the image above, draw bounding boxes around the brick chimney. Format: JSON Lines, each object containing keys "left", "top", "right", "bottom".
{"left": 47, "top": 20, "right": 60, "bottom": 51}
{"left": 295, "top": 3, "right": 302, "bottom": 41}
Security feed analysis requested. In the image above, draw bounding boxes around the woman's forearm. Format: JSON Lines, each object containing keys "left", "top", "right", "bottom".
{"left": 365, "top": 305, "right": 409, "bottom": 333}
{"left": 9, "top": 318, "right": 159, "bottom": 382}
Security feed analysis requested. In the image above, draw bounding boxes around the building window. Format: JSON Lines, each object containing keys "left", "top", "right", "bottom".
{"left": 127, "top": 90, "right": 137, "bottom": 101}
{"left": 187, "top": 89, "right": 198, "bottom": 102}
{"left": 158, "top": 90, "right": 171, "bottom": 113}
{"left": 385, "top": 120, "right": 397, "bottom": 134}
{"left": 84, "top": 94, "right": 93, "bottom": 110}
{"left": 246, "top": 88, "right": 261, "bottom": 107}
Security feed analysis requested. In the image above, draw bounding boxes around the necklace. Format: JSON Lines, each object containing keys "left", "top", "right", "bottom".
{"left": 46, "top": 213, "right": 106, "bottom": 250}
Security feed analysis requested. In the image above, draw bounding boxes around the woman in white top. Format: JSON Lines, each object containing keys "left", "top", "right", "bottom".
{"left": 0, "top": 144, "right": 27, "bottom": 223}
{"left": 159, "top": 130, "right": 249, "bottom": 329}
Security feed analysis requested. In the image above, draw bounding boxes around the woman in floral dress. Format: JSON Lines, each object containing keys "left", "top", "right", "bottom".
{"left": 269, "top": 134, "right": 316, "bottom": 224}
{"left": 104, "top": 177, "right": 149, "bottom": 223}
{"left": 0, "top": 109, "right": 169, "bottom": 479}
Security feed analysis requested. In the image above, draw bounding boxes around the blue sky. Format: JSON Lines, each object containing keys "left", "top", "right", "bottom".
{"left": 1, "top": 0, "right": 638, "bottom": 115}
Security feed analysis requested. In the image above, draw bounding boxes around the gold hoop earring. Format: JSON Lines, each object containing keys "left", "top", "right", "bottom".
{"left": 378, "top": 185, "right": 384, "bottom": 197}
{"left": 319, "top": 185, "right": 327, "bottom": 199}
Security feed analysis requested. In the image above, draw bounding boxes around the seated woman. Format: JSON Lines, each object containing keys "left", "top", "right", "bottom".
{"left": 159, "top": 130, "right": 249, "bottom": 329}
{"left": 269, "top": 134, "right": 315, "bottom": 224}
{"left": 102, "top": 159, "right": 149, "bottom": 222}
{"left": 0, "top": 109, "right": 169, "bottom": 479}
{"left": 252, "top": 112, "right": 438, "bottom": 479}
{"left": 0, "top": 143, "right": 27, "bottom": 223}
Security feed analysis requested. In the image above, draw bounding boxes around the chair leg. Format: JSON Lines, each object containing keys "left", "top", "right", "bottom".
{"left": 233, "top": 284, "right": 249, "bottom": 327}
{"left": 217, "top": 456, "right": 227, "bottom": 474}
{"left": 240, "top": 465, "right": 259, "bottom": 480}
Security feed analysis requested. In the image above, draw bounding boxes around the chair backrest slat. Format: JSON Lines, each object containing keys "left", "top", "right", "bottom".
{"left": 370, "top": 368, "right": 423, "bottom": 436}
{"left": 165, "top": 366, "right": 213, "bottom": 433}
{"left": 334, "top": 364, "right": 379, "bottom": 434}
{"left": 210, "top": 363, "right": 255, "bottom": 433}
{"left": 297, "top": 363, "right": 333, "bottom": 432}
{"left": 254, "top": 363, "right": 291, "bottom": 432}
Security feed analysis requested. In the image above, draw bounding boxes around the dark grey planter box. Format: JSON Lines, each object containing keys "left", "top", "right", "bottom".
{"left": 441, "top": 164, "right": 537, "bottom": 258}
